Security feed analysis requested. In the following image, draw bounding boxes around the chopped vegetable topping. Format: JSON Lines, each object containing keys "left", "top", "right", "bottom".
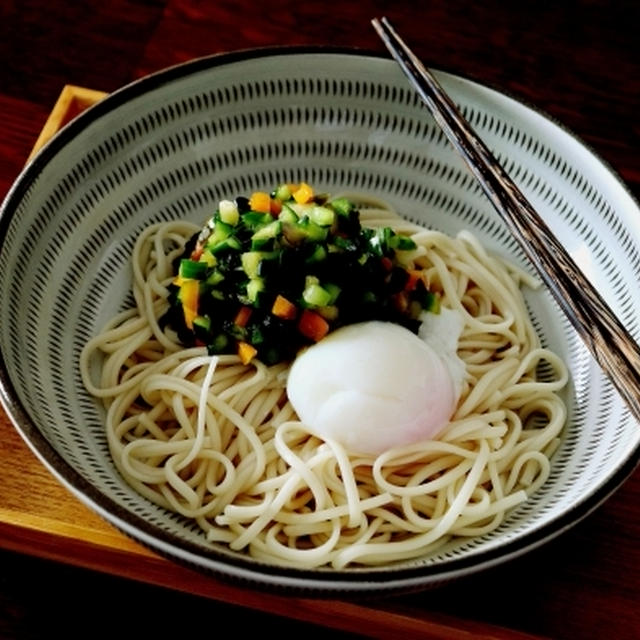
{"left": 162, "top": 183, "right": 441, "bottom": 364}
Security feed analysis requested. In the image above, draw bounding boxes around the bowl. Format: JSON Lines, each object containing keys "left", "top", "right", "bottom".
{"left": 1, "top": 47, "right": 639, "bottom": 595}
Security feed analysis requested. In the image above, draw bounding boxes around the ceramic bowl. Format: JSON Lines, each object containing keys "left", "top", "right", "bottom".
{"left": 1, "top": 48, "right": 639, "bottom": 594}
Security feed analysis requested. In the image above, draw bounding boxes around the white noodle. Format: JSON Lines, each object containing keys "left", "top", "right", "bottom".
{"left": 80, "top": 202, "right": 568, "bottom": 568}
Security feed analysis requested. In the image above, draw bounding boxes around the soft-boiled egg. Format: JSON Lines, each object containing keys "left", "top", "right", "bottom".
{"left": 286, "top": 308, "right": 466, "bottom": 455}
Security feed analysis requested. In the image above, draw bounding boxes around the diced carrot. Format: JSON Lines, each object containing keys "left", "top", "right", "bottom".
{"left": 237, "top": 341, "right": 257, "bottom": 365}
{"left": 190, "top": 244, "right": 203, "bottom": 261}
{"left": 180, "top": 279, "right": 200, "bottom": 329}
{"left": 234, "top": 305, "right": 253, "bottom": 327}
{"left": 391, "top": 291, "right": 409, "bottom": 313}
{"left": 249, "top": 191, "right": 272, "bottom": 213}
{"left": 270, "top": 199, "right": 282, "bottom": 215}
{"left": 293, "top": 182, "right": 314, "bottom": 204}
{"left": 271, "top": 294, "right": 297, "bottom": 320}
{"left": 298, "top": 309, "right": 330, "bottom": 342}
{"left": 404, "top": 269, "right": 426, "bottom": 291}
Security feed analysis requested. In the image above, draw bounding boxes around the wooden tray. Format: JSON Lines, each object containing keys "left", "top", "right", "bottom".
{"left": 25, "top": 85, "right": 108, "bottom": 162}
{"left": 0, "top": 84, "right": 583, "bottom": 640}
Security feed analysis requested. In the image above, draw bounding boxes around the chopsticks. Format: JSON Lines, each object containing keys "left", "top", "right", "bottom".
{"left": 372, "top": 16, "right": 640, "bottom": 424}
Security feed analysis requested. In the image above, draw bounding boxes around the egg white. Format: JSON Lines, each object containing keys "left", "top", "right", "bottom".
{"left": 286, "top": 309, "right": 466, "bottom": 455}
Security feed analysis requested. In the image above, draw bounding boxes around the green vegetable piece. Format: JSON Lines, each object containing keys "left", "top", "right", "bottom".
{"left": 323, "top": 282, "right": 341, "bottom": 305}
{"left": 210, "top": 289, "right": 225, "bottom": 301}
{"left": 206, "top": 220, "right": 233, "bottom": 245}
{"left": 251, "top": 220, "right": 282, "bottom": 250}
{"left": 209, "top": 236, "right": 242, "bottom": 254}
{"left": 389, "top": 234, "right": 417, "bottom": 251}
{"left": 372, "top": 227, "right": 394, "bottom": 255}
{"left": 192, "top": 315, "right": 211, "bottom": 332}
{"left": 297, "top": 216, "right": 328, "bottom": 242}
{"left": 305, "top": 244, "right": 327, "bottom": 264}
{"left": 425, "top": 292, "right": 441, "bottom": 314}
{"left": 246, "top": 277, "right": 265, "bottom": 304}
{"left": 208, "top": 333, "right": 230, "bottom": 354}
{"left": 205, "top": 269, "right": 225, "bottom": 286}
{"left": 330, "top": 197, "right": 355, "bottom": 217}
{"left": 178, "top": 259, "right": 208, "bottom": 280}
{"left": 309, "top": 205, "right": 335, "bottom": 227}
{"left": 241, "top": 251, "right": 263, "bottom": 279}
{"left": 242, "top": 211, "right": 273, "bottom": 230}
{"left": 302, "top": 282, "right": 332, "bottom": 308}
{"left": 274, "top": 184, "right": 293, "bottom": 202}
{"left": 278, "top": 204, "right": 299, "bottom": 225}
{"left": 218, "top": 199, "right": 240, "bottom": 226}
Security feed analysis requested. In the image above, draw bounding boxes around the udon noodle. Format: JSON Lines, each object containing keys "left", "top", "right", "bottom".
{"left": 80, "top": 195, "right": 568, "bottom": 568}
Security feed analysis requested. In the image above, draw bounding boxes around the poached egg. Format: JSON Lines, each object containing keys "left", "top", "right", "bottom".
{"left": 286, "top": 308, "right": 466, "bottom": 455}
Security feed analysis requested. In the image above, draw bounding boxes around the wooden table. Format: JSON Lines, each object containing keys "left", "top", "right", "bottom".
{"left": 1, "top": 2, "right": 639, "bottom": 638}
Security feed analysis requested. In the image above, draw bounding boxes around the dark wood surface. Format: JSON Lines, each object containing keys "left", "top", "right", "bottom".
{"left": 1, "top": 2, "right": 639, "bottom": 639}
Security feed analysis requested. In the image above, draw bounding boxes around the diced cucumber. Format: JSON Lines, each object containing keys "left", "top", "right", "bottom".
{"left": 246, "top": 277, "right": 265, "bottom": 304}
{"left": 198, "top": 250, "right": 216, "bottom": 267}
{"left": 297, "top": 216, "right": 328, "bottom": 242}
{"left": 274, "top": 183, "right": 293, "bottom": 202}
{"left": 208, "top": 332, "right": 230, "bottom": 354}
{"left": 205, "top": 269, "right": 225, "bottom": 286}
{"left": 242, "top": 211, "right": 273, "bottom": 230}
{"left": 210, "top": 289, "right": 225, "bottom": 301}
{"left": 218, "top": 199, "right": 239, "bottom": 226}
{"left": 305, "top": 244, "right": 327, "bottom": 264}
{"left": 241, "top": 251, "right": 263, "bottom": 279}
{"left": 323, "top": 282, "right": 341, "bottom": 305}
{"left": 329, "top": 197, "right": 355, "bottom": 217}
{"left": 211, "top": 236, "right": 242, "bottom": 254}
{"left": 207, "top": 220, "right": 233, "bottom": 244}
{"left": 179, "top": 259, "right": 208, "bottom": 279}
{"left": 278, "top": 204, "right": 299, "bottom": 225}
{"left": 389, "top": 234, "right": 417, "bottom": 251}
{"left": 309, "top": 205, "right": 335, "bottom": 227}
{"left": 205, "top": 220, "right": 242, "bottom": 253}
{"left": 302, "top": 282, "right": 332, "bottom": 307}
{"left": 251, "top": 220, "right": 282, "bottom": 250}
{"left": 241, "top": 250, "right": 280, "bottom": 278}
{"left": 424, "top": 291, "right": 440, "bottom": 314}
{"left": 193, "top": 315, "right": 211, "bottom": 332}
{"left": 316, "top": 304, "right": 339, "bottom": 321}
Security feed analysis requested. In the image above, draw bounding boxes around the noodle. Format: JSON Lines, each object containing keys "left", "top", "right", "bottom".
{"left": 80, "top": 197, "right": 568, "bottom": 568}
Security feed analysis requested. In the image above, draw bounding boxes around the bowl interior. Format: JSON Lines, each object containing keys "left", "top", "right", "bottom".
{"left": 1, "top": 49, "right": 640, "bottom": 593}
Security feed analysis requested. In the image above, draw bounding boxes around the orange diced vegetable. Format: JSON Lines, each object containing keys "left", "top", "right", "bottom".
{"left": 270, "top": 199, "right": 282, "bottom": 215}
{"left": 405, "top": 269, "right": 426, "bottom": 291}
{"left": 391, "top": 291, "right": 409, "bottom": 313}
{"left": 298, "top": 309, "right": 330, "bottom": 342}
{"left": 180, "top": 279, "right": 200, "bottom": 329}
{"left": 190, "top": 244, "right": 203, "bottom": 261}
{"left": 271, "top": 294, "right": 297, "bottom": 320}
{"left": 237, "top": 341, "right": 257, "bottom": 365}
{"left": 286, "top": 182, "right": 299, "bottom": 196}
{"left": 249, "top": 191, "right": 272, "bottom": 213}
{"left": 380, "top": 256, "right": 393, "bottom": 271}
{"left": 293, "top": 182, "right": 314, "bottom": 204}
{"left": 234, "top": 305, "right": 252, "bottom": 327}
